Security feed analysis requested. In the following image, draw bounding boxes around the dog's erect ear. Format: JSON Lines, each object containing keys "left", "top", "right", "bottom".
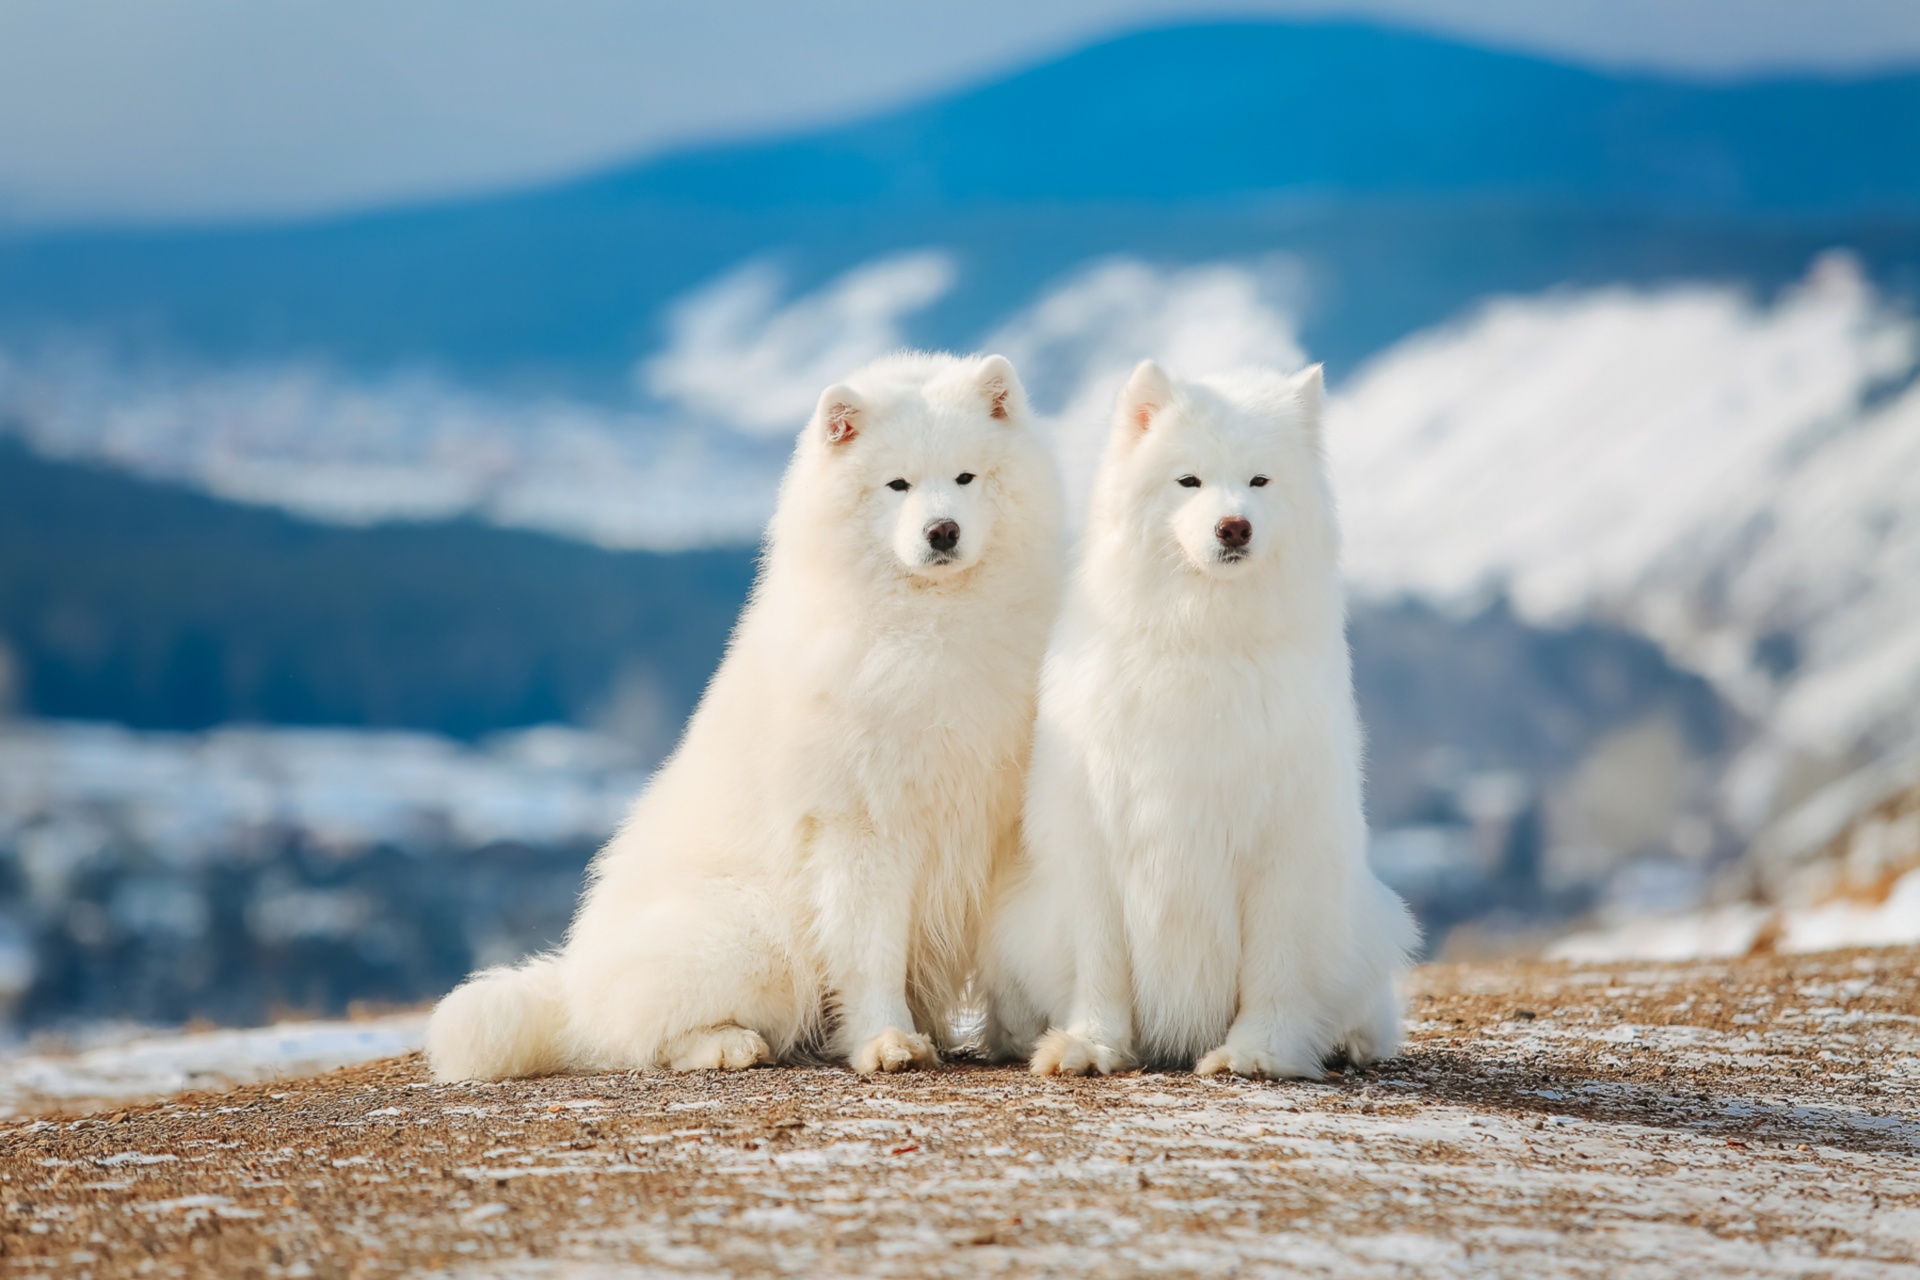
{"left": 1294, "top": 363, "right": 1325, "bottom": 418}
{"left": 1294, "top": 363, "right": 1325, "bottom": 450}
{"left": 975, "top": 353, "right": 1025, "bottom": 422}
{"left": 1119, "top": 360, "right": 1174, "bottom": 432}
{"left": 815, "top": 384, "right": 864, "bottom": 446}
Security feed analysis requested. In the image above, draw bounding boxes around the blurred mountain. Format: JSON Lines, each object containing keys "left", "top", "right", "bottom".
{"left": 1, "top": 21, "right": 1916, "bottom": 389}
{"left": 617, "top": 22, "right": 1920, "bottom": 214}
{"left": 0, "top": 441, "right": 751, "bottom": 740}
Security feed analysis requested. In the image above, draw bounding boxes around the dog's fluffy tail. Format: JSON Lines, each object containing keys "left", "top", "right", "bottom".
{"left": 426, "top": 955, "right": 571, "bottom": 1082}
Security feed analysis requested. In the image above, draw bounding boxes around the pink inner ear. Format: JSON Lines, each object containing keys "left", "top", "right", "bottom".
{"left": 1133, "top": 403, "right": 1156, "bottom": 430}
{"left": 989, "top": 389, "right": 1010, "bottom": 420}
{"left": 826, "top": 404, "right": 859, "bottom": 444}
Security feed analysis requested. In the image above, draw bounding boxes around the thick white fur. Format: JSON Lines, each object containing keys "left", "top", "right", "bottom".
{"left": 428, "top": 352, "right": 1061, "bottom": 1079}
{"left": 988, "top": 360, "right": 1417, "bottom": 1078}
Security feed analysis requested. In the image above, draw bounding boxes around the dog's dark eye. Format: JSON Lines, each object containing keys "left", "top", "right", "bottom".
{"left": 887, "top": 479, "right": 910, "bottom": 492}
{"left": 955, "top": 472, "right": 975, "bottom": 486}
{"left": 1250, "top": 475, "right": 1270, "bottom": 488}
{"left": 1177, "top": 475, "right": 1202, "bottom": 489}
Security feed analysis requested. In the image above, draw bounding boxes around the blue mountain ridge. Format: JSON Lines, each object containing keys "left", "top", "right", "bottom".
{"left": 604, "top": 21, "right": 1920, "bottom": 214}
{"left": 0, "top": 20, "right": 1915, "bottom": 388}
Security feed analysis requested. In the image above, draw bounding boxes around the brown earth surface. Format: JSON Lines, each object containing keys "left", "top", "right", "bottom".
{"left": 5, "top": 948, "right": 1920, "bottom": 1278}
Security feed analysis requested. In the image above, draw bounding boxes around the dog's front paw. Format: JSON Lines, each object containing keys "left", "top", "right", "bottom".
{"left": 1336, "top": 995, "right": 1404, "bottom": 1068}
{"left": 852, "top": 1027, "right": 938, "bottom": 1073}
{"left": 1030, "top": 1029, "right": 1132, "bottom": 1076}
{"left": 1195, "top": 1043, "right": 1320, "bottom": 1080}
{"left": 982, "top": 1027, "right": 1032, "bottom": 1065}
{"left": 1336, "top": 1022, "right": 1393, "bottom": 1069}
{"left": 666, "top": 1024, "right": 772, "bottom": 1072}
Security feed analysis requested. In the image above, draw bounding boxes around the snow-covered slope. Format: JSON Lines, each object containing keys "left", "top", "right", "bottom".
{"left": 0, "top": 343, "right": 784, "bottom": 551}
{"left": 1327, "top": 253, "right": 1920, "bottom": 841}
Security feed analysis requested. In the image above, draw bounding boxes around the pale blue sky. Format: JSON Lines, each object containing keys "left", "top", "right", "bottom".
{"left": 3, "top": 0, "right": 1918, "bottom": 227}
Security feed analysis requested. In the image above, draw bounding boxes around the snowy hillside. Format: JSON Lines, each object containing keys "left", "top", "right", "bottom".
{"left": 0, "top": 341, "right": 784, "bottom": 551}
{"left": 1327, "top": 253, "right": 1920, "bottom": 851}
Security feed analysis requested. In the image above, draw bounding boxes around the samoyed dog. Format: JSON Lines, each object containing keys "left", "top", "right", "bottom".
{"left": 987, "top": 360, "right": 1415, "bottom": 1078}
{"left": 428, "top": 352, "right": 1061, "bottom": 1078}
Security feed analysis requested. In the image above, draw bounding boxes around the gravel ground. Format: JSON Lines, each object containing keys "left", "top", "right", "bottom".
{"left": 5, "top": 947, "right": 1920, "bottom": 1278}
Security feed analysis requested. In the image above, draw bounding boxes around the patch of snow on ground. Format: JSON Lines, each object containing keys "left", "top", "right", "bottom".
{"left": 0, "top": 1013, "right": 424, "bottom": 1117}
{"left": 1551, "top": 867, "right": 1920, "bottom": 962}
{"left": 1547, "top": 904, "right": 1775, "bottom": 963}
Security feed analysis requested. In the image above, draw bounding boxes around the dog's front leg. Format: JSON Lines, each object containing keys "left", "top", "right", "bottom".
{"left": 1030, "top": 860, "right": 1136, "bottom": 1076}
{"left": 812, "top": 825, "right": 938, "bottom": 1073}
{"left": 1196, "top": 853, "right": 1341, "bottom": 1080}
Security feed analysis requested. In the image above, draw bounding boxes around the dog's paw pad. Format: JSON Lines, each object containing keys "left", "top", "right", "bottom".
{"left": 852, "top": 1027, "right": 938, "bottom": 1074}
{"left": 1195, "top": 1044, "right": 1319, "bottom": 1080}
{"left": 1030, "top": 1029, "right": 1129, "bottom": 1077}
{"left": 668, "top": 1025, "right": 772, "bottom": 1072}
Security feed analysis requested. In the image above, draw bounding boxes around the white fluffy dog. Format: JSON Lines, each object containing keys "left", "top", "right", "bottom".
{"left": 988, "top": 360, "right": 1416, "bottom": 1078}
{"left": 428, "top": 352, "right": 1061, "bottom": 1078}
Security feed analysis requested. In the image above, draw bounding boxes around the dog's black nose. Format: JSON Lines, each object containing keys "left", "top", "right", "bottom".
{"left": 1216, "top": 516, "right": 1252, "bottom": 550}
{"left": 927, "top": 520, "right": 961, "bottom": 553}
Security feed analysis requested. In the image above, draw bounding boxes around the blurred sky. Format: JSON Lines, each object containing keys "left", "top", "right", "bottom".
{"left": 3, "top": 0, "right": 1920, "bottom": 227}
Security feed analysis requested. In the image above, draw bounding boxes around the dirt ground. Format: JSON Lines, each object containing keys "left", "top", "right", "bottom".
{"left": 5, "top": 948, "right": 1920, "bottom": 1279}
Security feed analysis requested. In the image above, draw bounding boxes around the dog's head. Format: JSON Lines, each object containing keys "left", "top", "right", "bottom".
{"left": 802, "top": 353, "right": 1049, "bottom": 583}
{"left": 1093, "top": 360, "right": 1330, "bottom": 580}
